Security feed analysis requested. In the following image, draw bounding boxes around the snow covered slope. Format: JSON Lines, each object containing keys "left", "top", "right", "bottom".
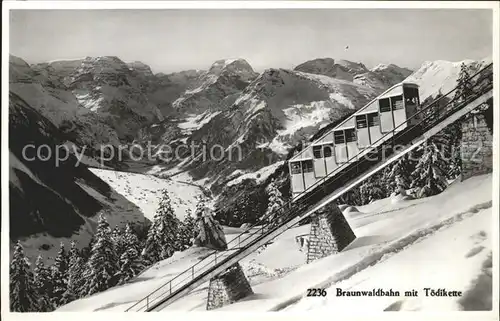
{"left": 286, "top": 206, "right": 493, "bottom": 312}
{"left": 89, "top": 168, "right": 204, "bottom": 221}
{"left": 57, "top": 174, "right": 493, "bottom": 312}
{"left": 404, "top": 57, "right": 492, "bottom": 101}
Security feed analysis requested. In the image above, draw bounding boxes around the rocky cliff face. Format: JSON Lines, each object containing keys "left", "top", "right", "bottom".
{"left": 67, "top": 56, "right": 164, "bottom": 141}
{"left": 150, "top": 69, "right": 205, "bottom": 116}
{"left": 172, "top": 59, "right": 259, "bottom": 114}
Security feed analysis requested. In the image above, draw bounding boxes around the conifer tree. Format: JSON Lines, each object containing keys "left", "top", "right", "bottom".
{"left": 454, "top": 63, "right": 473, "bottom": 106}
{"left": 359, "top": 174, "right": 386, "bottom": 204}
{"left": 115, "top": 223, "right": 147, "bottom": 284}
{"left": 262, "top": 179, "right": 286, "bottom": 225}
{"left": 123, "top": 223, "right": 140, "bottom": 251}
{"left": 32, "top": 255, "right": 53, "bottom": 311}
{"left": 178, "top": 209, "right": 197, "bottom": 250}
{"left": 116, "top": 247, "right": 146, "bottom": 284}
{"left": 112, "top": 226, "right": 126, "bottom": 255}
{"left": 143, "top": 190, "right": 182, "bottom": 263}
{"left": 411, "top": 140, "right": 449, "bottom": 197}
{"left": 338, "top": 187, "right": 363, "bottom": 206}
{"left": 10, "top": 241, "right": 40, "bottom": 312}
{"left": 85, "top": 214, "right": 119, "bottom": 295}
{"left": 385, "top": 154, "right": 413, "bottom": 194}
{"left": 61, "top": 241, "right": 85, "bottom": 304}
{"left": 50, "top": 242, "right": 68, "bottom": 306}
{"left": 440, "top": 122, "right": 463, "bottom": 179}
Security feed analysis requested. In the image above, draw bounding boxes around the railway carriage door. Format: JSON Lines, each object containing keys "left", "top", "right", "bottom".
{"left": 323, "top": 143, "right": 337, "bottom": 174}
{"left": 334, "top": 130, "right": 348, "bottom": 163}
{"left": 356, "top": 115, "right": 370, "bottom": 148}
{"left": 290, "top": 161, "right": 304, "bottom": 193}
{"left": 391, "top": 95, "right": 407, "bottom": 131}
{"left": 403, "top": 86, "right": 420, "bottom": 126}
{"left": 345, "top": 128, "right": 358, "bottom": 162}
{"left": 312, "top": 145, "right": 326, "bottom": 177}
{"left": 301, "top": 160, "right": 316, "bottom": 190}
{"left": 367, "top": 112, "right": 383, "bottom": 145}
{"left": 379, "top": 98, "right": 394, "bottom": 133}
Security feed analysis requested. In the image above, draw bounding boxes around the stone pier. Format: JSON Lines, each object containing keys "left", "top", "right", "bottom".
{"left": 460, "top": 109, "right": 493, "bottom": 181}
{"left": 306, "top": 203, "right": 357, "bottom": 263}
{"left": 206, "top": 263, "right": 253, "bottom": 310}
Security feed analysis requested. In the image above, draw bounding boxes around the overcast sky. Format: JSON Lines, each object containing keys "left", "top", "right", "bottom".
{"left": 10, "top": 9, "right": 493, "bottom": 74}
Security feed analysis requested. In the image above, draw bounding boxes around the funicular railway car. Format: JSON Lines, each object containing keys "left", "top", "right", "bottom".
{"left": 289, "top": 82, "right": 421, "bottom": 200}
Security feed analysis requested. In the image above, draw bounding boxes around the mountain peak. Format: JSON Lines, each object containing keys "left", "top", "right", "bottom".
{"left": 127, "top": 61, "right": 154, "bottom": 77}
{"left": 293, "top": 58, "right": 368, "bottom": 81}
{"left": 171, "top": 58, "right": 257, "bottom": 113}
{"left": 371, "top": 63, "right": 412, "bottom": 74}
{"left": 335, "top": 59, "right": 368, "bottom": 73}
{"left": 208, "top": 58, "right": 256, "bottom": 79}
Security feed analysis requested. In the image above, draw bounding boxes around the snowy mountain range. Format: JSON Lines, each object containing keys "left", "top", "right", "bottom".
{"left": 8, "top": 53, "right": 491, "bottom": 263}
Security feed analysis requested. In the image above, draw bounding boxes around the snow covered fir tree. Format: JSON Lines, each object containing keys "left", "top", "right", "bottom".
{"left": 116, "top": 224, "right": 147, "bottom": 284}
{"left": 50, "top": 242, "right": 69, "bottom": 305}
{"left": 410, "top": 139, "right": 449, "bottom": 198}
{"left": 454, "top": 62, "right": 474, "bottom": 107}
{"left": 85, "top": 214, "right": 119, "bottom": 295}
{"left": 143, "top": 189, "right": 183, "bottom": 263}
{"left": 33, "top": 255, "right": 53, "bottom": 311}
{"left": 262, "top": 179, "right": 287, "bottom": 225}
{"left": 384, "top": 154, "right": 413, "bottom": 195}
{"left": 61, "top": 241, "right": 85, "bottom": 305}
{"left": 178, "top": 208, "right": 198, "bottom": 249}
{"left": 10, "top": 242, "right": 40, "bottom": 312}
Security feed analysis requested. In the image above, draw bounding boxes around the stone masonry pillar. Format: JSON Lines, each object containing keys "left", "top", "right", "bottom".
{"left": 460, "top": 112, "right": 493, "bottom": 181}
{"left": 306, "top": 203, "right": 356, "bottom": 263}
{"left": 206, "top": 263, "right": 253, "bottom": 310}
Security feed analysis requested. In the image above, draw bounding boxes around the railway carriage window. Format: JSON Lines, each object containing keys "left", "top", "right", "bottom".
{"left": 391, "top": 95, "right": 404, "bottom": 110}
{"left": 334, "top": 131, "right": 345, "bottom": 144}
{"left": 302, "top": 160, "right": 314, "bottom": 173}
{"left": 367, "top": 112, "right": 379, "bottom": 127}
{"left": 404, "top": 87, "right": 420, "bottom": 106}
{"left": 379, "top": 98, "right": 391, "bottom": 112}
{"left": 313, "top": 145, "right": 322, "bottom": 158}
{"left": 345, "top": 128, "right": 357, "bottom": 143}
{"left": 323, "top": 143, "right": 334, "bottom": 157}
{"left": 290, "top": 162, "right": 301, "bottom": 174}
{"left": 356, "top": 115, "right": 368, "bottom": 128}
{"left": 406, "top": 97, "right": 418, "bottom": 105}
